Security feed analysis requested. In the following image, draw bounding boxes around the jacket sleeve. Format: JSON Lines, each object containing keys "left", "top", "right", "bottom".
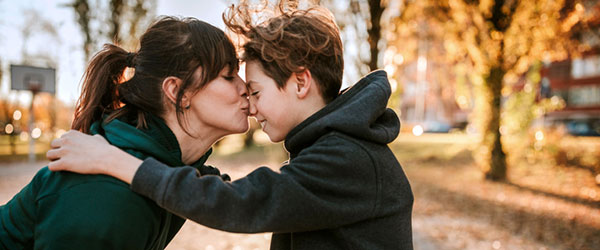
{"left": 131, "top": 134, "right": 379, "bottom": 233}
{"left": 0, "top": 176, "right": 38, "bottom": 249}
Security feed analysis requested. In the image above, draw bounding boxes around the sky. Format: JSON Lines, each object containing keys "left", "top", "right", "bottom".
{"left": 0, "top": 0, "right": 362, "bottom": 106}
{"left": 0, "top": 0, "right": 230, "bottom": 105}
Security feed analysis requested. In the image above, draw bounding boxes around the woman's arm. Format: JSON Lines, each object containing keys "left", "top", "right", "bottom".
{"left": 47, "top": 130, "right": 142, "bottom": 184}
{"left": 0, "top": 179, "right": 38, "bottom": 249}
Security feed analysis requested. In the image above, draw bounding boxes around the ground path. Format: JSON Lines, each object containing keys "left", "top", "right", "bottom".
{"left": 1, "top": 160, "right": 439, "bottom": 250}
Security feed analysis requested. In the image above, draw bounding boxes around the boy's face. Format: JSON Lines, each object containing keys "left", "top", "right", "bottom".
{"left": 245, "top": 60, "right": 300, "bottom": 142}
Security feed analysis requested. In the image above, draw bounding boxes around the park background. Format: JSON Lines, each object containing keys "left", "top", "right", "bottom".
{"left": 1, "top": 0, "right": 599, "bottom": 249}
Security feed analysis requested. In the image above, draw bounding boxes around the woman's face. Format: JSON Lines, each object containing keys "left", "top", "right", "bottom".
{"left": 185, "top": 67, "right": 250, "bottom": 136}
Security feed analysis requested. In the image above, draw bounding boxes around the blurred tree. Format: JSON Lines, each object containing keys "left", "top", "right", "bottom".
{"left": 390, "top": 0, "right": 594, "bottom": 181}
{"left": 324, "top": 0, "right": 388, "bottom": 77}
{"left": 0, "top": 99, "right": 20, "bottom": 155}
{"left": 16, "top": 9, "right": 61, "bottom": 140}
{"left": 65, "top": 0, "right": 155, "bottom": 62}
{"left": 110, "top": 0, "right": 125, "bottom": 44}
{"left": 127, "top": 0, "right": 152, "bottom": 48}
{"left": 243, "top": 119, "right": 260, "bottom": 148}
{"left": 366, "top": 0, "right": 385, "bottom": 71}
{"left": 64, "top": 0, "right": 93, "bottom": 61}
{"left": 20, "top": 9, "right": 59, "bottom": 66}
{"left": 339, "top": 0, "right": 387, "bottom": 71}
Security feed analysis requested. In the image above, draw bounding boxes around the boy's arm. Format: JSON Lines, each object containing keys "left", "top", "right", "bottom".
{"left": 47, "top": 130, "right": 142, "bottom": 184}
{"left": 132, "top": 135, "right": 379, "bottom": 233}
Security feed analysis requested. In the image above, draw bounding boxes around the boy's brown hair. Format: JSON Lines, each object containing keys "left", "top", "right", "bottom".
{"left": 224, "top": 1, "right": 344, "bottom": 103}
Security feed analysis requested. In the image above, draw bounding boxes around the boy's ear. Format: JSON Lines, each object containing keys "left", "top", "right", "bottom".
{"left": 293, "top": 68, "right": 313, "bottom": 99}
{"left": 162, "top": 76, "right": 189, "bottom": 108}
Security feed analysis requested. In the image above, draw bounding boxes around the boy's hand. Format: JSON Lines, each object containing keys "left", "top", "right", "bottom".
{"left": 47, "top": 130, "right": 114, "bottom": 175}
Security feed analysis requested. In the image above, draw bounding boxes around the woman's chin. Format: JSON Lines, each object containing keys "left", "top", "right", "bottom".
{"left": 227, "top": 125, "right": 250, "bottom": 135}
{"left": 238, "top": 121, "right": 250, "bottom": 133}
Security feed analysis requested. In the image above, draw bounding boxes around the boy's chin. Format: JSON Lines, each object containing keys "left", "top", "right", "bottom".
{"left": 266, "top": 133, "right": 285, "bottom": 143}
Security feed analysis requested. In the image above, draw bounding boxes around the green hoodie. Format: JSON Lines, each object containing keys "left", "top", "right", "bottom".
{"left": 0, "top": 114, "right": 214, "bottom": 250}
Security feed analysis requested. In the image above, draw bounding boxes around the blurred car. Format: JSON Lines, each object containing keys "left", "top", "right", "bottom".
{"left": 566, "top": 119, "right": 600, "bottom": 136}
{"left": 422, "top": 121, "right": 452, "bottom": 133}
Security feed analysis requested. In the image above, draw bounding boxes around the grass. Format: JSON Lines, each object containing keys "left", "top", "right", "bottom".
{"left": 394, "top": 133, "right": 600, "bottom": 250}
{"left": 0, "top": 135, "right": 52, "bottom": 163}
{"left": 2, "top": 131, "right": 597, "bottom": 249}
{"left": 209, "top": 132, "right": 600, "bottom": 249}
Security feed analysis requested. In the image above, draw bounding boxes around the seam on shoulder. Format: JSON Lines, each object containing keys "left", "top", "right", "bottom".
{"left": 36, "top": 180, "right": 129, "bottom": 202}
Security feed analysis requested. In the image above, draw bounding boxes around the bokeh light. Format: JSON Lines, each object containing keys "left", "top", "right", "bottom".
{"left": 390, "top": 78, "right": 398, "bottom": 93}
{"left": 55, "top": 129, "right": 67, "bottom": 138}
{"left": 31, "top": 128, "right": 42, "bottom": 139}
{"left": 13, "top": 110, "right": 22, "bottom": 121}
{"left": 412, "top": 125, "right": 424, "bottom": 136}
{"left": 535, "top": 130, "right": 544, "bottom": 141}
{"left": 19, "top": 131, "right": 29, "bottom": 142}
{"left": 5, "top": 124, "right": 14, "bottom": 134}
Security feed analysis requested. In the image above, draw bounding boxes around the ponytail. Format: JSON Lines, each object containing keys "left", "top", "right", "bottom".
{"left": 72, "top": 44, "right": 130, "bottom": 133}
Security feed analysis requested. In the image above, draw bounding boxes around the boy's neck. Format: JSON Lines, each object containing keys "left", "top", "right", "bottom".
{"left": 294, "top": 92, "right": 327, "bottom": 127}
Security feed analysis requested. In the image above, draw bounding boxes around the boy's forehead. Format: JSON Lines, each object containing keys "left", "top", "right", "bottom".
{"left": 246, "top": 80, "right": 259, "bottom": 89}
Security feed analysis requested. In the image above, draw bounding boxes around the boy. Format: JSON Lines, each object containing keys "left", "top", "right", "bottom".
{"left": 47, "top": 4, "right": 414, "bottom": 250}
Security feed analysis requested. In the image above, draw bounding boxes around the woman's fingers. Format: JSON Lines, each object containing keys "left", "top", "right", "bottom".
{"left": 50, "top": 137, "right": 63, "bottom": 148}
{"left": 46, "top": 148, "right": 62, "bottom": 161}
{"left": 92, "top": 134, "right": 109, "bottom": 145}
{"left": 48, "top": 159, "right": 66, "bottom": 171}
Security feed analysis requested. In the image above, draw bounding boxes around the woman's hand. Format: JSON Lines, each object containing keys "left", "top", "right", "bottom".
{"left": 47, "top": 130, "right": 142, "bottom": 184}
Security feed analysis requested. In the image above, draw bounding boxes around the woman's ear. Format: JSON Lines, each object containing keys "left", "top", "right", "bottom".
{"left": 162, "top": 76, "right": 188, "bottom": 108}
{"left": 293, "top": 68, "right": 313, "bottom": 99}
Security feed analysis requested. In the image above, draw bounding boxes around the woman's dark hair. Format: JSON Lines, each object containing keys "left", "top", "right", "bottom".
{"left": 224, "top": 1, "right": 343, "bottom": 103}
{"left": 72, "top": 16, "right": 238, "bottom": 133}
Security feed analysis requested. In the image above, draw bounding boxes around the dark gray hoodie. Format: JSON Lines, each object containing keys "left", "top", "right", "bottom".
{"left": 132, "top": 70, "right": 414, "bottom": 249}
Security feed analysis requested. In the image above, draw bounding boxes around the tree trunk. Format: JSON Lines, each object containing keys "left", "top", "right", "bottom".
{"left": 367, "top": 0, "right": 384, "bottom": 71}
{"left": 110, "top": 0, "right": 124, "bottom": 44}
{"left": 483, "top": 66, "right": 507, "bottom": 181}
{"left": 244, "top": 128, "right": 256, "bottom": 148}
{"left": 70, "top": 0, "right": 92, "bottom": 61}
{"left": 9, "top": 133, "right": 16, "bottom": 155}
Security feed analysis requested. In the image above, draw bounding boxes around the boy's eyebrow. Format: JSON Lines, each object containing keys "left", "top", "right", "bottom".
{"left": 246, "top": 80, "right": 258, "bottom": 88}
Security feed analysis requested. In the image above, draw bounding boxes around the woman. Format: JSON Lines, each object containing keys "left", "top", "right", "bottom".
{"left": 0, "top": 16, "right": 248, "bottom": 249}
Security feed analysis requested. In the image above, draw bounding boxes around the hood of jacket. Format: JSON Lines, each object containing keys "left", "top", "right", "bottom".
{"left": 285, "top": 70, "right": 400, "bottom": 154}
{"left": 89, "top": 113, "right": 211, "bottom": 169}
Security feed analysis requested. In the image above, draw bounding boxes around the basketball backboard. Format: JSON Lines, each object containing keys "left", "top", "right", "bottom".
{"left": 10, "top": 65, "right": 56, "bottom": 94}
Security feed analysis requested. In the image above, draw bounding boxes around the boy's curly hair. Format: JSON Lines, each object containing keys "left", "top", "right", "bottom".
{"left": 224, "top": 0, "right": 343, "bottom": 103}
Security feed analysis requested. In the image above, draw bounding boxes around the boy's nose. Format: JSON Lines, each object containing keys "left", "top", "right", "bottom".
{"left": 248, "top": 99, "right": 257, "bottom": 116}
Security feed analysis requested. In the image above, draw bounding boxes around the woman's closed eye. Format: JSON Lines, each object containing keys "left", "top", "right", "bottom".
{"left": 222, "top": 75, "right": 234, "bottom": 81}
